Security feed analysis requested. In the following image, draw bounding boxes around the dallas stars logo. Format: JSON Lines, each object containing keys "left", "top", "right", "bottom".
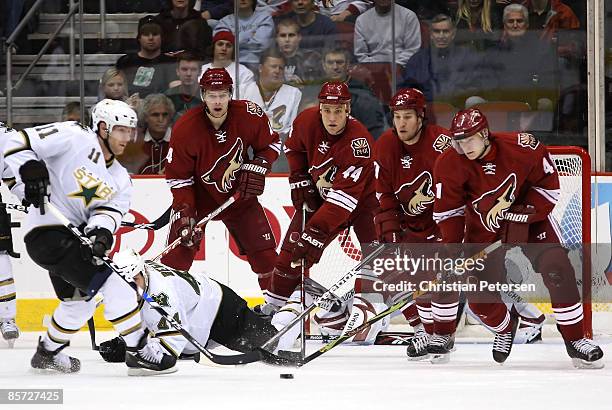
{"left": 68, "top": 180, "right": 105, "bottom": 206}
{"left": 68, "top": 166, "right": 114, "bottom": 207}
{"left": 151, "top": 292, "right": 170, "bottom": 307}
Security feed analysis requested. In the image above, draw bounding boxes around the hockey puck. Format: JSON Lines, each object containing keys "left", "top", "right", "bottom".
{"left": 280, "top": 373, "right": 294, "bottom": 379}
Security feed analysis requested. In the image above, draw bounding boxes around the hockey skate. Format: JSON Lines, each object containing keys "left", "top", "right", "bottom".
{"left": 30, "top": 337, "right": 80, "bottom": 374}
{"left": 492, "top": 316, "right": 518, "bottom": 364}
{"left": 126, "top": 339, "right": 177, "bottom": 376}
{"left": 565, "top": 338, "right": 604, "bottom": 369}
{"left": 0, "top": 319, "right": 19, "bottom": 348}
{"left": 427, "top": 334, "right": 455, "bottom": 364}
{"left": 406, "top": 324, "right": 429, "bottom": 361}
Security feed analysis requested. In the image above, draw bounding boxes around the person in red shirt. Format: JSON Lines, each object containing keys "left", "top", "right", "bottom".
{"left": 163, "top": 68, "right": 282, "bottom": 296}
{"left": 266, "top": 82, "right": 379, "bottom": 340}
{"left": 433, "top": 107, "right": 603, "bottom": 368}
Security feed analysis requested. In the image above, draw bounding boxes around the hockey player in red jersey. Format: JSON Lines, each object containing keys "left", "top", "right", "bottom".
{"left": 266, "top": 82, "right": 379, "bottom": 338}
{"left": 163, "top": 68, "right": 281, "bottom": 298}
{"left": 374, "top": 88, "right": 459, "bottom": 360}
{"left": 433, "top": 107, "right": 603, "bottom": 368}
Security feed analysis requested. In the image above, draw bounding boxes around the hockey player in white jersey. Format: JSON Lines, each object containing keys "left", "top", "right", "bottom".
{"left": 0, "top": 123, "right": 24, "bottom": 347}
{"left": 98, "top": 249, "right": 284, "bottom": 376}
{"left": 3, "top": 99, "right": 148, "bottom": 373}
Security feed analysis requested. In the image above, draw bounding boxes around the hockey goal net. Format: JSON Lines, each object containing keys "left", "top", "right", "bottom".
{"left": 310, "top": 146, "right": 607, "bottom": 337}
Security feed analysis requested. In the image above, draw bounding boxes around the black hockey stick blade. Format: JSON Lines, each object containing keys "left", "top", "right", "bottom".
{"left": 87, "top": 318, "right": 99, "bottom": 351}
{"left": 120, "top": 206, "right": 171, "bottom": 230}
{"left": 256, "top": 348, "right": 302, "bottom": 367}
{"left": 305, "top": 331, "right": 415, "bottom": 345}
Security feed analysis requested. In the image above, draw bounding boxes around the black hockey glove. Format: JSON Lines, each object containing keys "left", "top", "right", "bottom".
{"left": 82, "top": 227, "right": 113, "bottom": 265}
{"left": 238, "top": 158, "right": 270, "bottom": 198}
{"left": 19, "top": 160, "right": 50, "bottom": 215}
{"left": 99, "top": 336, "right": 126, "bottom": 363}
{"left": 288, "top": 173, "right": 321, "bottom": 212}
{"left": 291, "top": 225, "right": 328, "bottom": 269}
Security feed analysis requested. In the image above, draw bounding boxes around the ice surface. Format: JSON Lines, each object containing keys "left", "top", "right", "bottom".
{"left": 0, "top": 332, "right": 611, "bottom": 410}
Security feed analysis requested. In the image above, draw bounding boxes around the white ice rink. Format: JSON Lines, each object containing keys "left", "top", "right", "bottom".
{"left": 1, "top": 331, "right": 611, "bottom": 410}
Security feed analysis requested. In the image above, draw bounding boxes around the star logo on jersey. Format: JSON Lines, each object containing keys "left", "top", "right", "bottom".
{"left": 395, "top": 171, "right": 435, "bottom": 216}
{"left": 309, "top": 158, "right": 337, "bottom": 199}
{"left": 517, "top": 133, "right": 539, "bottom": 150}
{"left": 150, "top": 292, "right": 170, "bottom": 307}
{"left": 270, "top": 105, "right": 287, "bottom": 131}
{"left": 351, "top": 138, "right": 370, "bottom": 158}
{"left": 201, "top": 138, "right": 243, "bottom": 193}
{"left": 433, "top": 134, "right": 452, "bottom": 153}
{"left": 482, "top": 163, "right": 496, "bottom": 175}
{"left": 400, "top": 155, "right": 413, "bottom": 169}
{"left": 215, "top": 130, "right": 227, "bottom": 143}
{"left": 318, "top": 141, "right": 331, "bottom": 154}
{"left": 472, "top": 173, "right": 517, "bottom": 232}
{"left": 68, "top": 166, "right": 115, "bottom": 207}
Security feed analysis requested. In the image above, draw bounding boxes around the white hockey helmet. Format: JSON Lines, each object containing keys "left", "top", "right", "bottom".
{"left": 91, "top": 98, "right": 138, "bottom": 138}
{"left": 113, "top": 248, "right": 145, "bottom": 282}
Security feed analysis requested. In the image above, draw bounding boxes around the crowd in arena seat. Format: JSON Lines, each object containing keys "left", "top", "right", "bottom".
{"left": 1, "top": 0, "right": 591, "bottom": 172}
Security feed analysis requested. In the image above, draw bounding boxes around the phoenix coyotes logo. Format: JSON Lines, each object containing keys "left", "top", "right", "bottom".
{"left": 270, "top": 105, "right": 287, "bottom": 131}
{"left": 433, "top": 134, "right": 452, "bottom": 153}
{"left": 309, "top": 158, "right": 337, "bottom": 199}
{"left": 395, "top": 171, "right": 435, "bottom": 216}
{"left": 201, "top": 138, "right": 243, "bottom": 193}
{"left": 472, "top": 174, "right": 517, "bottom": 232}
{"left": 517, "top": 133, "right": 539, "bottom": 150}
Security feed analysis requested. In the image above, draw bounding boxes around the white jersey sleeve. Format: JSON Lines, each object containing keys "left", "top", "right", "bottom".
{"left": 140, "top": 261, "right": 223, "bottom": 357}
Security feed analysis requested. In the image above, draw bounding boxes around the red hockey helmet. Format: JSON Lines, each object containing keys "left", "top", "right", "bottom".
{"left": 318, "top": 81, "right": 351, "bottom": 104}
{"left": 199, "top": 67, "right": 233, "bottom": 93}
{"left": 389, "top": 88, "right": 426, "bottom": 117}
{"left": 450, "top": 108, "right": 489, "bottom": 140}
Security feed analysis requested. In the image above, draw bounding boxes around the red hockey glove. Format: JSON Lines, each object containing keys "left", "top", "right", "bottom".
{"left": 374, "top": 209, "right": 402, "bottom": 243}
{"left": 238, "top": 158, "right": 270, "bottom": 198}
{"left": 170, "top": 204, "right": 202, "bottom": 249}
{"left": 291, "top": 226, "right": 328, "bottom": 269}
{"left": 503, "top": 205, "right": 536, "bottom": 244}
{"left": 288, "top": 173, "right": 321, "bottom": 212}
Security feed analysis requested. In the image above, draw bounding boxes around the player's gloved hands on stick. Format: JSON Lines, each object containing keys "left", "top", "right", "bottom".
{"left": 291, "top": 225, "right": 328, "bottom": 269}
{"left": 19, "top": 160, "right": 50, "bottom": 215}
{"left": 83, "top": 227, "right": 113, "bottom": 265}
{"left": 374, "top": 209, "right": 403, "bottom": 243}
{"left": 170, "top": 204, "right": 201, "bottom": 249}
{"left": 289, "top": 173, "right": 320, "bottom": 212}
{"left": 99, "top": 336, "right": 126, "bottom": 362}
{"left": 238, "top": 158, "right": 270, "bottom": 198}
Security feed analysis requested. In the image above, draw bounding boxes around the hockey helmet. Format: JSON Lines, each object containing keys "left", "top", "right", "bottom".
{"left": 199, "top": 67, "right": 233, "bottom": 95}
{"left": 389, "top": 88, "right": 426, "bottom": 117}
{"left": 113, "top": 248, "right": 145, "bottom": 282}
{"left": 318, "top": 81, "right": 351, "bottom": 104}
{"left": 91, "top": 99, "right": 137, "bottom": 138}
{"left": 450, "top": 108, "right": 489, "bottom": 140}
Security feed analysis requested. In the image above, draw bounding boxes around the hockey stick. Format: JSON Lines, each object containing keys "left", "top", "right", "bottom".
{"left": 87, "top": 318, "right": 98, "bottom": 351}
{"left": 3, "top": 201, "right": 172, "bottom": 231}
{"left": 268, "top": 240, "right": 504, "bottom": 367}
{"left": 152, "top": 193, "right": 240, "bottom": 261}
{"left": 120, "top": 206, "right": 171, "bottom": 230}
{"left": 46, "top": 202, "right": 261, "bottom": 366}
{"left": 307, "top": 331, "right": 415, "bottom": 345}
{"left": 259, "top": 242, "right": 386, "bottom": 351}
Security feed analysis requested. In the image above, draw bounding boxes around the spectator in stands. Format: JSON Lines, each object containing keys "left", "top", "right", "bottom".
{"left": 401, "top": 14, "right": 483, "bottom": 107}
{"left": 487, "top": 3, "right": 557, "bottom": 109}
{"left": 120, "top": 94, "right": 175, "bottom": 174}
{"left": 177, "top": 19, "right": 213, "bottom": 60}
{"left": 315, "top": 0, "right": 371, "bottom": 23}
{"left": 214, "top": 0, "right": 275, "bottom": 69}
{"left": 455, "top": 0, "right": 501, "bottom": 49}
{"left": 157, "top": 0, "right": 205, "bottom": 52}
{"left": 61, "top": 101, "right": 90, "bottom": 125}
{"left": 275, "top": 18, "right": 322, "bottom": 86}
{"left": 281, "top": 0, "right": 338, "bottom": 52}
{"left": 525, "top": 0, "right": 580, "bottom": 37}
{"left": 116, "top": 16, "right": 176, "bottom": 98}
{"left": 200, "top": 30, "right": 257, "bottom": 98}
{"left": 99, "top": 68, "right": 142, "bottom": 111}
{"left": 165, "top": 52, "right": 203, "bottom": 121}
{"left": 199, "top": 0, "right": 233, "bottom": 24}
{"left": 397, "top": 0, "right": 451, "bottom": 20}
{"left": 242, "top": 48, "right": 302, "bottom": 142}
{"left": 320, "top": 47, "right": 387, "bottom": 138}
{"left": 354, "top": 0, "right": 421, "bottom": 67}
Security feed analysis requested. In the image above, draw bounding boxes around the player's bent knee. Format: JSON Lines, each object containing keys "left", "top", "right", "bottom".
{"left": 247, "top": 248, "right": 277, "bottom": 274}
